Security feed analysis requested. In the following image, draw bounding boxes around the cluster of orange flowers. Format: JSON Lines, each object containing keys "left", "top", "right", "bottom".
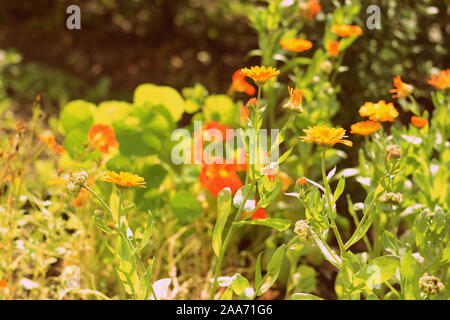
{"left": 39, "top": 134, "right": 65, "bottom": 154}
{"left": 40, "top": 124, "right": 119, "bottom": 156}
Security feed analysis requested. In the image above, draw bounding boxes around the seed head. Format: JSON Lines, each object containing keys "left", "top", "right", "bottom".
{"left": 419, "top": 273, "right": 444, "bottom": 296}
{"left": 294, "top": 220, "right": 316, "bottom": 245}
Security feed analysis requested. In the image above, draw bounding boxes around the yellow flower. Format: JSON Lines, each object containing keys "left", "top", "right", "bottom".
{"left": 300, "top": 126, "right": 353, "bottom": 147}
{"left": 101, "top": 171, "right": 146, "bottom": 188}
{"left": 283, "top": 86, "right": 303, "bottom": 112}
{"left": 359, "top": 100, "right": 399, "bottom": 122}
{"left": 240, "top": 66, "right": 280, "bottom": 86}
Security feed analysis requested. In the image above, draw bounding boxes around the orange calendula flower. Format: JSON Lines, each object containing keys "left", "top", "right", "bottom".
{"left": 411, "top": 116, "right": 428, "bottom": 128}
{"left": 326, "top": 41, "right": 340, "bottom": 56}
{"left": 350, "top": 121, "right": 381, "bottom": 135}
{"left": 0, "top": 279, "right": 7, "bottom": 287}
{"left": 300, "top": 0, "right": 322, "bottom": 20}
{"left": 280, "top": 38, "right": 313, "bottom": 53}
{"left": 428, "top": 69, "right": 450, "bottom": 90}
{"left": 241, "top": 66, "right": 280, "bottom": 86}
{"left": 39, "top": 134, "right": 65, "bottom": 155}
{"left": 300, "top": 126, "right": 353, "bottom": 147}
{"left": 330, "top": 24, "right": 363, "bottom": 37}
{"left": 283, "top": 86, "right": 303, "bottom": 113}
{"left": 88, "top": 124, "right": 119, "bottom": 154}
{"left": 390, "top": 76, "right": 413, "bottom": 98}
{"left": 101, "top": 171, "right": 146, "bottom": 188}
{"left": 229, "top": 70, "right": 256, "bottom": 96}
{"left": 199, "top": 161, "right": 244, "bottom": 196}
{"left": 359, "top": 100, "right": 399, "bottom": 122}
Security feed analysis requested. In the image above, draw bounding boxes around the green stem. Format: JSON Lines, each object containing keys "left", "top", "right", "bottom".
{"left": 210, "top": 175, "right": 254, "bottom": 299}
{"left": 385, "top": 281, "right": 402, "bottom": 300}
{"left": 83, "top": 185, "right": 112, "bottom": 215}
{"left": 321, "top": 149, "right": 345, "bottom": 256}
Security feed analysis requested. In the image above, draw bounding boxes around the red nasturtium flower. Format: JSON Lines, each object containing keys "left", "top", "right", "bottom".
{"left": 350, "top": 121, "right": 381, "bottom": 136}
{"left": 300, "top": 0, "right": 322, "bottom": 20}
{"left": 193, "top": 121, "right": 234, "bottom": 164}
{"left": 390, "top": 76, "right": 413, "bottom": 98}
{"left": 229, "top": 70, "right": 256, "bottom": 96}
{"left": 411, "top": 116, "right": 428, "bottom": 128}
{"left": 359, "top": 100, "right": 399, "bottom": 122}
{"left": 326, "top": 41, "right": 340, "bottom": 56}
{"left": 330, "top": 24, "right": 363, "bottom": 37}
{"left": 428, "top": 69, "right": 450, "bottom": 90}
{"left": 199, "top": 161, "right": 244, "bottom": 196}
{"left": 280, "top": 38, "right": 313, "bottom": 53}
{"left": 0, "top": 279, "right": 7, "bottom": 287}
{"left": 88, "top": 124, "right": 119, "bottom": 154}
{"left": 248, "top": 206, "right": 267, "bottom": 220}
{"left": 39, "top": 134, "right": 65, "bottom": 154}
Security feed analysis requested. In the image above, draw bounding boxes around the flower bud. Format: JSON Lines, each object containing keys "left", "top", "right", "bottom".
{"left": 419, "top": 273, "right": 444, "bottom": 296}
{"left": 66, "top": 171, "right": 88, "bottom": 196}
{"left": 386, "top": 145, "right": 401, "bottom": 161}
{"left": 294, "top": 220, "right": 316, "bottom": 245}
{"left": 296, "top": 177, "right": 308, "bottom": 187}
{"left": 246, "top": 98, "right": 258, "bottom": 109}
{"left": 379, "top": 192, "right": 403, "bottom": 205}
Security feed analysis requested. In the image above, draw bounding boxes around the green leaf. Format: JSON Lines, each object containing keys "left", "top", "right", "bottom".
{"left": 332, "top": 177, "right": 345, "bottom": 205}
{"left": 354, "top": 255, "right": 400, "bottom": 291}
{"left": 170, "top": 190, "right": 203, "bottom": 223}
{"left": 257, "top": 176, "right": 282, "bottom": 208}
{"left": 258, "top": 244, "right": 286, "bottom": 295}
{"left": 93, "top": 101, "right": 132, "bottom": 125}
{"left": 60, "top": 100, "right": 95, "bottom": 134}
{"left": 345, "top": 185, "right": 383, "bottom": 249}
{"left": 109, "top": 191, "right": 120, "bottom": 223}
{"left": 220, "top": 287, "right": 233, "bottom": 300}
{"left": 233, "top": 218, "right": 291, "bottom": 231}
{"left": 63, "top": 129, "right": 88, "bottom": 159}
{"left": 230, "top": 274, "right": 251, "bottom": 297}
{"left": 291, "top": 293, "right": 323, "bottom": 300}
{"left": 203, "top": 95, "right": 237, "bottom": 125}
{"left": 400, "top": 250, "right": 421, "bottom": 300}
{"left": 134, "top": 84, "right": 184, "bottom": 121}
{"left": 212, "top": 188, "right": 232, "bottom": 257}
{"left": 254, "top": 252, "right": 264, "bottom": 289}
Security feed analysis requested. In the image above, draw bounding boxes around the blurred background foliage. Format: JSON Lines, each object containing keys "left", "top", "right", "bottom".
{"left": 0, "top": 0, "right": 448, "bottom": 120}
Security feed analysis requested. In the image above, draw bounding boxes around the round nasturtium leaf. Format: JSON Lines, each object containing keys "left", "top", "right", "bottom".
{"left": 133, "top": 84, "right": 184, "bottom": 122}
{"left": 60, "top": 100, "right": 95, "bottom": 134}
